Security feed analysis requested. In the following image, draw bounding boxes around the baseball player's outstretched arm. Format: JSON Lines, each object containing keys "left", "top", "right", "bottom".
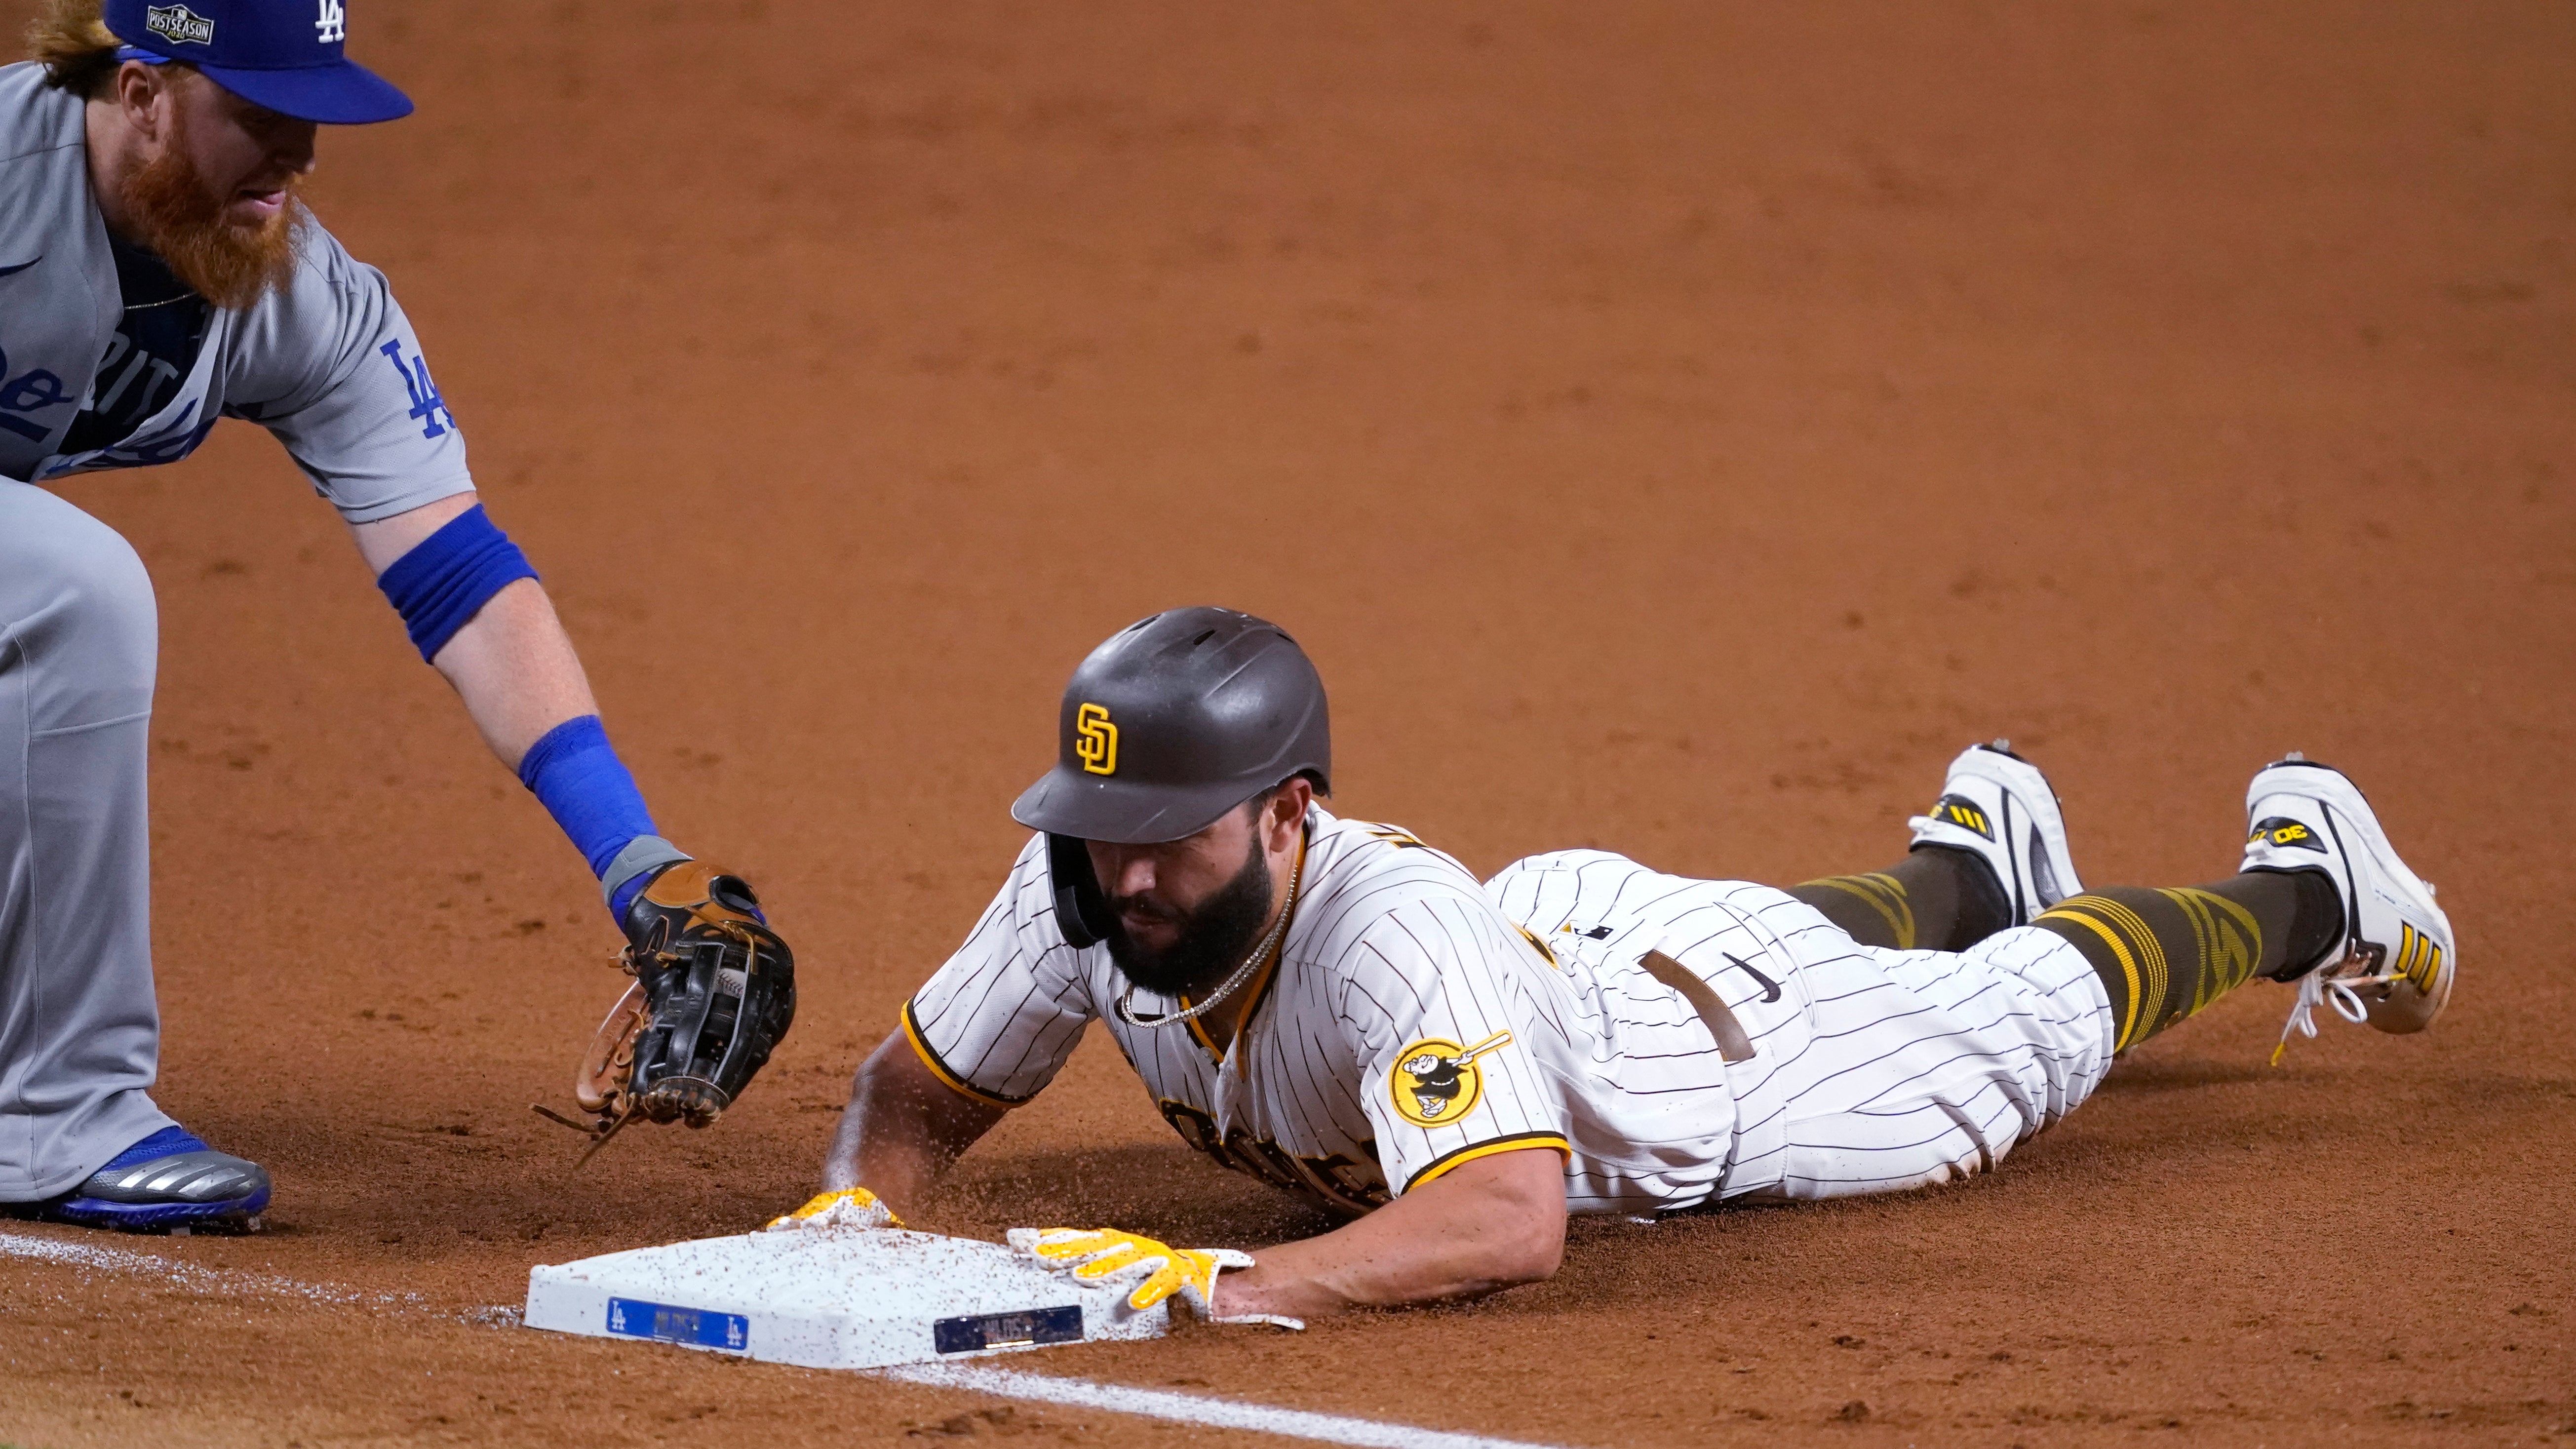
{"left": 351, "top": 491, "right": 713, "bottom": 920}
{"left": 821, "top": 1030, "right": 1007, "bottom": 1217}
{"left": 351, "top": 493, "right": 806, "bottom": 1139}
{"left": 349, "top": 493, "right": 595, "bottom": 767}
{"left": 1213, "top": 1145, "right": 1566, "bottom": 1320}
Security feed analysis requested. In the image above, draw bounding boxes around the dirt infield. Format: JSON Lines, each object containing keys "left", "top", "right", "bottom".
{"left": 4, "top": 1, "right": 2572, "bottom": 1444}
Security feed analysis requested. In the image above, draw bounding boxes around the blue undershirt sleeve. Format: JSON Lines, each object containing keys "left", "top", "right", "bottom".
{"left": 375, "top": 504, "right": 537, "bottom": 663}
{"left": 517, "top": 715, "right": 685, "bottom": 921}
{"left": 383, "top": 515, "right": 690, "bottom": 920}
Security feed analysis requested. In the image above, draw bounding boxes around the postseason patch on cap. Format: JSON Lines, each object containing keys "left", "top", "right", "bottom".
{"left": 144, "top": 3, "right": 215, "bottom": 45}
{"left": 104, "top": 0, "right": 411, "bottom": 123}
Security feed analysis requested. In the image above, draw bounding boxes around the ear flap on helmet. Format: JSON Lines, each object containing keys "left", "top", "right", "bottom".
{"left": 1046, "top": 833, "right": 1114, "bottom": 949}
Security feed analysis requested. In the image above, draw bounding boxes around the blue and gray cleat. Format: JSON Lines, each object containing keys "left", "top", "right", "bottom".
{"left": 38, "top": 1126, "right": 272, "bottom": 1234}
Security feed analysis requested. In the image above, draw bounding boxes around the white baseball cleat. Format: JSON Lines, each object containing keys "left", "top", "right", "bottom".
{"left": 1907, "top": 740, "right": 2083, "bottom": 926}
{"left": 2242, "top": 754, "right": 2455, "bottom": 1061}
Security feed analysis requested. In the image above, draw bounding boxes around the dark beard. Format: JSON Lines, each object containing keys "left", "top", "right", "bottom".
{"left": 120, "top": 107, "right": 305, "bottom": 310}
{"left": 1104, "top": 843, "right": 1275, "bottom": 1001}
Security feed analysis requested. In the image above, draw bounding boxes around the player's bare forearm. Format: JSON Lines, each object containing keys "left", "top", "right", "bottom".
{"left": 348, "top": 492, "right": 598, "bottom": 768}
{"left": 427, "top": 580, "right": 598, "bottom": 766}
{"left": 822, "top": 1031, "right": 1006, "bottom": 1216}
{"left": 1215, "top": 1146, "right": 1566, "bottom": 1320}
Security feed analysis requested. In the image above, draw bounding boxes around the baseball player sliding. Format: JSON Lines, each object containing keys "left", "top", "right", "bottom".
{"left": 781, "top": 607, "right": 2454, "bottom": 1325}
{"left": 0, "top": 0, "right": 793, "bottom": 1234}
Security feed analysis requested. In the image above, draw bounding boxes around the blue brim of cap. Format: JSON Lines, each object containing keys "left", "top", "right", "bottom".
{"left": 199, "top": 58, "right": 413, "bottom": 125}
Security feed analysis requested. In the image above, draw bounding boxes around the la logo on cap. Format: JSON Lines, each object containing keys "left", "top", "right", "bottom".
{"left": 144, "top": 3, "right": 214, "bottom": 45}
{"left": 105, "top": 0, "right": 410, "bottom": 122}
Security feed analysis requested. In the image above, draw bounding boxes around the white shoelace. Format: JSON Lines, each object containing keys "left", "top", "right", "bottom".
{"left": 2272, "top": 955, "right": 2394, "bottom": 1065}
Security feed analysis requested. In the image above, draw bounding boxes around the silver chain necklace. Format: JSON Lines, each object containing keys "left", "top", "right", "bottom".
{"left": 1114, "top": 845, "right": 1304, "bottom": 1029}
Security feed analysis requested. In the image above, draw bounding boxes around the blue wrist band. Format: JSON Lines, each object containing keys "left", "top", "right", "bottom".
{"left": 608, "top": 870, "right": 653, "bottom": 923}
{"left": 376, "top": 504, "right": 538, "bottom": 663}
{"left": 518, "top": 715, "right": 658, "bottom": 893}
{"left": 601, "top": 833, "right": 694, "bottom": 920}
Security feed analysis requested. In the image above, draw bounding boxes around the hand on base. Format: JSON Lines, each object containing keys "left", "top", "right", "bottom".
{"left": 1008, "top": 1226, "right": 1302, "bottom": 1330}
{"left": 766, "top": 1186, "right": 902, "bottom": 1232}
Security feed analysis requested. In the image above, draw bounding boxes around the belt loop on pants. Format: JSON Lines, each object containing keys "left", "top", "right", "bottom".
{"left": 1639, "top": 949, "right": 1757, "bottom": 1062}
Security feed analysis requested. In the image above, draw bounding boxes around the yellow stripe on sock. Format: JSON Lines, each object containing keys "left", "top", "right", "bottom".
{"left": 1803, "top": 873, "right": 1916, "bottom": 951}
{"left": 2162, "top": 887, "right": 2262, "bottom": 1005}
{"left": 2038, "top": 901, "right": 2145, "bottom": 1050}
{"left": 2165, "top": 888, "right": 2212, "bottom": 1019}
{"left": 2090, "top": 896, "right": 2168, "bottom": 1045}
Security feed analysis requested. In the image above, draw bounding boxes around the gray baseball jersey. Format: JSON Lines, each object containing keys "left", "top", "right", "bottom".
{"left": 0, "top": 62, "right": 470, "bottom": 520}
{"left": 0, "top": 59, "right": 474, "bottom": 1202}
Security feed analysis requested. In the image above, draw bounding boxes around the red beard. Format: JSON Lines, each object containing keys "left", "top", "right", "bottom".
{"left": 118, "top": 104, "right": 306, "bottom": 310}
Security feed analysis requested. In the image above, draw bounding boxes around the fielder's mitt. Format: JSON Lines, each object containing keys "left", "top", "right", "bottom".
{"left": 540, "top": 862, "right": 795, "bottom": 1160}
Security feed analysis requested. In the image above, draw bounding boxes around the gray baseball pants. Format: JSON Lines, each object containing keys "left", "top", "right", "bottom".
{"left": 0, "top": 479, "right": 177, "bottom": 1201}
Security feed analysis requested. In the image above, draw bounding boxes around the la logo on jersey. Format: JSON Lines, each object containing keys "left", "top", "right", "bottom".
{"left": 315, "top": 0, "right": 346, "bottom": 44}
{"left": 1390, "top": 1030, "right": 1511, "bottom": 1127}
{"left": 1074, "top": 702, "right": 1118, "bottom": 776}
{"left": 379, "top": 339, "right": 456, "bottom": 440}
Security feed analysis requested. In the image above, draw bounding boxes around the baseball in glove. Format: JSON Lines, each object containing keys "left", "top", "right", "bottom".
{"left": 535, "top": 862, "right": 795, "bottom": 1162}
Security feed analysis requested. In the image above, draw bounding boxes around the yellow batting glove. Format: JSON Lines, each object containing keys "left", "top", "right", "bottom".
{"left": 1009, "top": 1226, "right": 1234, "bottom": 1310}
{"left": 1007, "top": 1227, "right": 1300, "bottom": 1329}
{"left": 765, "top": 1186, "right": 902, "bottom": 1232}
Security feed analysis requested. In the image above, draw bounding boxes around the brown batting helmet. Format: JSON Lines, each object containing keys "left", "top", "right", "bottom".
{"left": 1011, "top": 606, "right": 1331, "bottom": 846}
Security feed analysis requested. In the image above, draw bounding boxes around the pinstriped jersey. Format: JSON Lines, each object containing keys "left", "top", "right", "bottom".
{"left": 905, "top": 807, "right": 1789, "bottom": 1216}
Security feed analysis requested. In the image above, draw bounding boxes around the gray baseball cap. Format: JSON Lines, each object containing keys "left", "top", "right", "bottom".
{"left": 1011, "top": 607, "right": 1331, "bottom": 844}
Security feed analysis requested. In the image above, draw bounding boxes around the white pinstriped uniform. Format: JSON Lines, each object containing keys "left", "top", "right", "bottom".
{"left": 905, "top": 809, "right": 2116, "bottom": 1217}
{"left": 1488, "top": 850, "right": 2115, "bottom": 1203}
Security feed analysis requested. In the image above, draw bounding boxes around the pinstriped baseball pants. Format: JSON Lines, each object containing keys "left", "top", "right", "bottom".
{"left": 1737, "top": 922, "right": 2116, "bottom": 1201}
{"left": 0, "top": 481, "right": 177, "bottom": 1201}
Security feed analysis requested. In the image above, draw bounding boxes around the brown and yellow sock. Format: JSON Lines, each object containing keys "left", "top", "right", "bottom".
{"left": 1790, "top": 846, "right": 2011, "bottom": 952}
{"left": 2032, "top": 871, "right": 2342, "bottom": 1052}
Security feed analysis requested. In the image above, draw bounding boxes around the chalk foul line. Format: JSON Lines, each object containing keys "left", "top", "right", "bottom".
{"left": 880, "top": 1362, "right": 1576, "bottom": 1449}
{"left": 0, "top": 1228, "right": 1574, "bottom": 1449}
{"left": 0, "top": 1227, "right": 409, "bottom": 1308}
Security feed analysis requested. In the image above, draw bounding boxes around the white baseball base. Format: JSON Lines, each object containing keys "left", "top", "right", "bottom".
{"left": 523, "top": 1228, "right": 1171, "bottom": 1370}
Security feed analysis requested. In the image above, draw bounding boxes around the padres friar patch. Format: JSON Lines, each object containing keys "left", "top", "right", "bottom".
{"left": 1390, "top": 1030, "right": 1513, "bottom": 1128}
